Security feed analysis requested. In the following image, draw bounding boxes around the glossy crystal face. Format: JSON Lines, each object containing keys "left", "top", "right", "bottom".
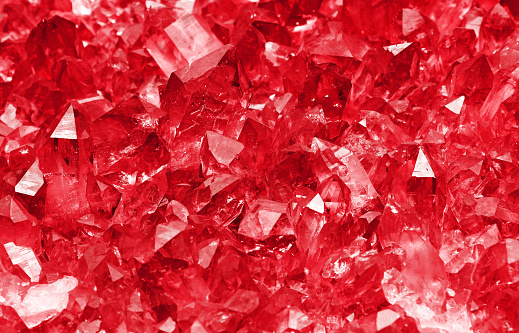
{"left": 0, "top": 0, "right": 518, "bottom": 332}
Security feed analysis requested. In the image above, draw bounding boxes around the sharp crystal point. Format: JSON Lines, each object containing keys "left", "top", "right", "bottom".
{"left": 445, "top": 96, "right": 465, "bottom": 114}
{"left": 51, "top": 106, "right": 77, "bottom": 139}
{"left": 15, "top": 160, "right": 45, "bottom": 196}
{"left": 155, "top": 221, "right": 186, "bottom": 251}
{"left": 383, "top": 42, "right": 412, "bottom": 56}
{"left": 413, "top": 148, "right": 435, "bottom": 178}
{"left": 206, "top": 131, "right": 244, "bottom": 166}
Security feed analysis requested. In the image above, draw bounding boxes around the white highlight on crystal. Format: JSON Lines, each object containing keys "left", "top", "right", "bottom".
{"left": 1, "top": 104, "right": 22, "bottom": 129}
{"left": 51, "top": 106, "right": 77, "bottom": 140}
{"left": 4, "top": 242, "right": 41, "bottom": 282}
{"left": 206, "top": 131, "right": 244, "bottom": 166}
{"left": 376, "top": 309, "right": 400, "bottom": 331}
{"left": 15, "top": 159, "right": 45, "bottom": 196}
{"left": 384, "top": 42, "right": 412, "bottom": 56}
{"left": 445, "top": 96, "right": 465, "bottom": 115}
{"left": 307, "top": 194, "right": 325, "bottom": 214}
{"left": 506, "top": 238, "right": 519, "bottom": 264}
{"left": 15, "top": 276, "right": 78, "bottom": 328}
{"left": 413, "top": 148, "right": 435, "bottom": 178}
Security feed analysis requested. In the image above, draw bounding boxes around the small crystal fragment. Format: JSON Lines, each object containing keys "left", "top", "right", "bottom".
{"left": 13, "top": 276, "right": 78, "bottom": 328}
{"left": 4, "top": 242, "right": 41, "bottom": 282}
{"left": 51, "top": 105, "right": 77, "bottom": 140}
{"left": 14, "top": 160, "right": 45, "bottom": 196}
{"left": 174, "top": 44, "right": 233, "bottom": 83}
{"left": 165, "top": 14, "right": 223, "bottom": 64}
{"left": 83, "top": 244, "right": 109, "bottom": 271}
{"left": 445, "top": 96, "right": 465, "bottom": 114}
{"left": 224, "top": 289, "right": 259, "bottom": 314}
{"left": 306, "top": 194, "right": 325, "bottom": 214}
{"left": 238, "top": 199, "right": 286, "bottom": 239}
{"left": 157, "top": 317, "right": 177, "bottom": 333}
{"left": 107, "top": 263, "right": 124, "bottom": 282}
{"left": 0, "top": 195, "right": 29, "bottom": 223}
{"left": 402, "top": 9, "right": 425, "bottom": 36}
{"left": 475, "top": 197, "right": 500, "bottom": 217}
{"left": 203, "top": 175, "right": 240, "bottom": 197}
{"left": 383, "top": 42, "right": 412, "bottom": 56}
{"left": 412, "top": 148, "right": 434, "bottom": 178}
{"left": 376, "top": 309, "right": 400, "bottom": 331}
{"left": 277, "top": 307, "right": 312, "bottom": 332}
{"left": 155, "top": 221, "right": 187, "bottom": 251}
{"left": 1, "top": 104, "right": 21, "bottom": 129}
{"left": 128, "top": 290, "right": 143, "bottom": 312}
{"left": 206, "top": 131, "right": 244, "bottom": 166}
{"left": 196, "top": 239, "right": 219, "bottom": 269}
{"left": 506, "top": 239, "right": 519, "bottom": 264}
{"left": 312, "top": 138, "right": 377, "bottom": 205}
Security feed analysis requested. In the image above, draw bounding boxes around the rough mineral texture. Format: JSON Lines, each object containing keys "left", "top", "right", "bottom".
{"left": 0, "top": 0, "right": 518, "bottom": 332}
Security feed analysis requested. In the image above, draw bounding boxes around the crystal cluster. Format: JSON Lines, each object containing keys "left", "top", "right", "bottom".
{"left": 0, "top": 0, "right": 518, "bottom": 332}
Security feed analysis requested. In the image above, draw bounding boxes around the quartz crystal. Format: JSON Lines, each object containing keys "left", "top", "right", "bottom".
{"left": 0, "top": 0, "right": 518, "bottom": 332}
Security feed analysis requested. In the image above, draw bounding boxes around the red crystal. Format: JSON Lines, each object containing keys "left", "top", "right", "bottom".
{"left": 1, "top": 0, "right": 519, "bottom": 331}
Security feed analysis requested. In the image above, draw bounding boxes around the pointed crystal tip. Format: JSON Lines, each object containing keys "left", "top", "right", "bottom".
{"left": 51, "top": 106, "right": 77, "bottom": 140}
{"left": 412, "top": 148, "right": 435, "bottom": 178}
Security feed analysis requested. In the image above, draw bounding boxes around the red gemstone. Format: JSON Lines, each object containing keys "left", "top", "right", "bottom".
{"left": 0, "top": 0, "right": 518, "bottom": 331}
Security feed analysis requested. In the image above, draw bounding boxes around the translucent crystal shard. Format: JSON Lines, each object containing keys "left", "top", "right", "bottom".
{"left": 107, "top": 263, "right": 124, "bottom": 282}
{"left": 4, "top": 242, "right": 41, "bottom": 282}
{"left": 205, "top": 131, "right": 244, "bottom": 166}
{"left": 224, "top": 289, "right": 259, "bottom": 314}
{"left": 412, "top": 148, "right": 435, "bottom": 178}
{"left": 50, "top": 106, "right": 77, "bottom": 139}
{"left": 383, "top": 42, "right": 413, "bottom": 56}
{"left": 128, "top": 290, "right": 143, "bottom": 312}
{"left": 445, "top": 96, "right": 465, "bottom": 114}
{"left": 157, "top": 317, "right": 177, "bottom": 333}
{"left": 14, "top": 159, "right": 44, "bottom": 196}
{"left": 306, "top": 193, "right": 325, "bottom": 214}
{"left": 165, "top": 14, "right": 223, "bottom": 64}
{"left": 376, "top": 309, "right": 400, "bottom": 331}
{"left": 402, "top": 9, "right": 425, "bottom": 36}
{"left": 312, "top": 138, "right": 377, "bottom": 207}
{"left": 145, "top": 32, "right": 188, "bottom": 76}
{"left": 276, "top": 307, "right": 312, "bottom": 332}
{"left": 0, "top": 195, "right": 30, "bottom": 223}
{"left": 155, "top": 221, "right": 187, "bottom": 251}
{"left": 175, "top": 44, "right": 233, "bottom": 83}
{"left": 506, "top": 238, "right": 519, "bottom": 264}
{"left": 1, "top": 104, "right": 21, "bottom": 129}
{"left": 238, "top": 198, "right": 286, "bottom": 240}
{"left": 13, "top": 276, "right": 78, "bottom": 328}
{"left": 196, "top": 238, "right": 219, "bottom": 269}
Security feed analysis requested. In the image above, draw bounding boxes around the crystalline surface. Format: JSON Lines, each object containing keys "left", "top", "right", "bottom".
{"left": 11, "top": 276, "right": 78, "bottom": 328}
{"left": 14, "top": 160, "right": 45, "bottom": 196}
{"left": 445, "top": 96, "right": 465, "bottom": 115}
{"left": 412, "top": 148, "right": 435, "bottom": 178}
{"left": 50, "top": 106, "right": 77, "bottom": 140}
{"left": 4, "top": 242, "right": 41, "bottom": 282}
{"left": 165, "top": 14, "right": 223, "bottom": 64}
{"left": 1, "top": 0, "right": 519, "bottom": 331}
{"left": 205, "top": 131, "right": 244, "bottom": 166}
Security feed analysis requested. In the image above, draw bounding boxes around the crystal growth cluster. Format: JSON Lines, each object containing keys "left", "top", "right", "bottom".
{"left": 0, "top": 0, "right": 518, "bottom": 332}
